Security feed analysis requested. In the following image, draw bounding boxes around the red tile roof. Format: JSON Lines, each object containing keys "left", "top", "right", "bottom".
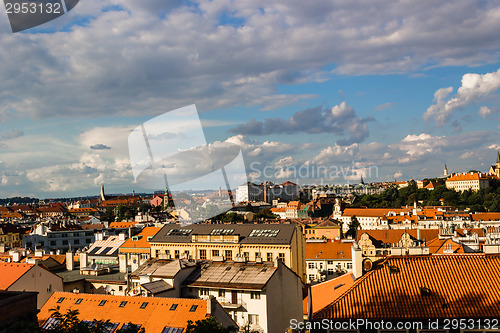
{"left": 314, "top": 254, "right": 500, "bottom": 320}
{"left": 306, "top": 241, "right": 353, "bottom": 260}
{"left": 303, "top": 273, "right": 355, "bottom": 316}
{"left": 0, "top": 262, "right": 33, "bottom": 289}
{"left": 39, "top": 292, "right": 212, "bottom": 331}
{"left": 119, "top": 227, "right": 161, "bottom": 253}
{"left": 342, "top": 208, "right": 412, "bottom": 218}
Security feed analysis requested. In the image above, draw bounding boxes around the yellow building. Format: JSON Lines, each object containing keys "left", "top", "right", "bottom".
{"left": 149, "top": 223, "right": 306, "bottom": 282}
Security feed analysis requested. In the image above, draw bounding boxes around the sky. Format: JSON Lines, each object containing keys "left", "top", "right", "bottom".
{"left": 1, "top": 0, "right": 500, "bottom": 198}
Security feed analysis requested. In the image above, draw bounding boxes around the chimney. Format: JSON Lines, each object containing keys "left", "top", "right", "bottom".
{"left": 119, "top": 253, "right": 128, "bottom": 273}
{"left": 80, "top": 252, "right": 88, "bottom": 269}
{"left": 351, "top": 245, "right": 363, "bottom": 279}
{"left": 0, "top": 243, "right": 5, "bottom": 253}
{"left": 66, "top": 251, "right": 74, "bottom": 271}
{"left": 119, "top": 233, "right": 126, "bottom": 241}
{"left": 11, "top": 251, "right": 20, "bottom": 262}
{"left": 206, "top": 295, "right": 215, "bottom": 316}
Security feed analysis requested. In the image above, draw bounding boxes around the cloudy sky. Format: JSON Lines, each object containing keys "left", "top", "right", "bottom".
{"left": 1, "top": 0, "right": 500, "bottom": 198}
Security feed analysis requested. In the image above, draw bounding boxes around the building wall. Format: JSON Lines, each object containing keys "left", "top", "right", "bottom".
{"left": 265, "top": 262, "right": 303, "bottom": 333}
{"left": 8, "top": 264, "right": 63, "bottom": 308}
{"left": 306, "top": 259, "right": 352, "bottom": 283}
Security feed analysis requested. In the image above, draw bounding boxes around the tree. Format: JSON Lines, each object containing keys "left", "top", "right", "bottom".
{"left": 45, "top": 306, "right": 144, "bottom": 333}
{"left": 185, "top": 316, "right": 237, "bottom": 333}
{"left": 345, "top": 215, "right": 360, "bottom": 239}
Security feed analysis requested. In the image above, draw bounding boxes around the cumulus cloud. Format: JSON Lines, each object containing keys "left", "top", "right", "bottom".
{"left": 424, "top": 68, "right": 500, "bottom": 126}
{"left": 479, "top": 106, "right": 492, "bottom": 118}
{"left": 230, "top": 103, "right": 373, "bottom": 145}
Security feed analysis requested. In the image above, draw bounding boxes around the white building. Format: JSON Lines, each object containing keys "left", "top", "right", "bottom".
{"left": 182, "top": 259, "right": 303, "bottom": 333}
{"left": 305, "top": 240, "right": 353, "bottom": 284}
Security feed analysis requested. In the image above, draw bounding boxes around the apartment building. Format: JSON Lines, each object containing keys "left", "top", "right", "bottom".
{"left": 149, "top": 223, "right": 306, "bottom": 281}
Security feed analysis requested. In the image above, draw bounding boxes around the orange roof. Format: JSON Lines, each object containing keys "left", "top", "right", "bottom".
{"left": 303, "top": 273, "right": 355, "bottom": 316}
{"left": 472, "top": 212, "right": 500, "bottom": 221}
{"left": 270, "top": 207, "right": 286, "bottom": 213}
{"left": 38, "top": 292, "right": 211, "bottom": 331}
{"left": 314, "top": 254, "right": 500, "bottom": 320}
{"left": 0, "top": 262, "right": 33, "bottom": 289}
{"left": 446, "top": 172, "right": 498, "bottom": 181}
{"left": 109, "top": 222, "right": 137, "bottom": 228}
{"left": 342, "top": 208, "right": 412, "bottom": 218}
{"left": 119, "top": 227, "right": 161, "bottom": 253}
{"left": 426, "top": 238, "right": 464, "bottom": 254}
{"left": 306, "top": 241, "right": 353, "bottom": 260}
{"left": 424, "top": 181, "right": 440, "bottom": 189}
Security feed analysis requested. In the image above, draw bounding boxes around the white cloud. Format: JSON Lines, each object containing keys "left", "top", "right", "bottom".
{"left": 479, "top": 106, "right": 492, "bottom": 118}
{"left": 424, "top": 68, "right": 500, "bottom": 126}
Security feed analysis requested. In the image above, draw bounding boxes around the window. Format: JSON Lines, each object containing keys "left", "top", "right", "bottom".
{"left": 248, "top": 314, "right": 259, "bottom": 325}
{"left": 155, "top": 250, "right": 160, "bottom": 257}
{"left": 327, "top": 260, "right": 334, "bottom": 265}
{"left": 243, "top": 252, "right": 249, "bottom": 260}
{"left": 98, "top": 300, "right": 106, "bottom": 306}
{"left": 225, "top": 250, "right": 232, "bottom": 260}
{"left": 212, "top": 250, "right": 219, "bottom": 257}
{"left": 189, "top": 305, "right": 198, "bottom": 312}
{"left": 75, "top": 298, "right": 83, "bottom": 304}
{"left": 140, "top": 302, "right": 148, "bottom": 309}
{"left": 184, "top": 250, "right": 189, "bottom": 258}
{"left": 347, "top": 263, "right": 353, "bottom": 269}
{"left": 250, "top": 291, "right": 260, "bottom": 299}
{"left": 47, "top": 284, "right": 52, "bottom": 292}
{"left": 170, "top": 304, "right": 178, "bottom": 311}
{"left": 62, "top": 240, "right": 68, "bottom": 245}
{"left": 309, "top": 274, "right": 315, "bottom": 282}
{"left": 199, "top": 249, "right": 207, "bottom": 260}
{"left": 57, "top": 297, "right": 65, "bottom": 303}
{"left": 174, "top": 250, "right": 180, "bottom": 259}
{"left": 50, "top": 241, "right": 56, "bottom": 246}
{"left": 308, "top": 263, "right": 315, "bottom": 269}
{"left": 200, "top": 288, "right": 209, "bottom": 296}
{"left": 119, "top": 301, "right": 127, "bottom": 307}
{"left": 255, "top": 252, "right": 261, "bottom": 259}
{"left": 218, "top": 289, "right": 225, "bottom": 297}
{"left": 327, "top": 269, "right": 334, "bottom": 275}
{"left": 267, "top": 253, "right": 273, "bottom": 262}
{"left": 74, "top": 239, "right": 80, "bottom": 245}
{"left": 278, "top": 253, "right": 285, "bottom": 260}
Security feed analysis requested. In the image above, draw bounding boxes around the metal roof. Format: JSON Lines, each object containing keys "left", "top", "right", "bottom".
{"left": 150, "top": 223, "right": 296, "bottom": 245}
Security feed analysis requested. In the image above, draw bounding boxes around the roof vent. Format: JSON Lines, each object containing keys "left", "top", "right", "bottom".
{"left": 420, "top": 286, "right": 431, "bottom": 296}
{"left": 388, "top": 265, "right": 400, "bottom": 274}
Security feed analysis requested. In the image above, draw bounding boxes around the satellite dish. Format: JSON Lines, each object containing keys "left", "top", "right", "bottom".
{"left": 362, "top": 258, "right": 373, "bottom": 272}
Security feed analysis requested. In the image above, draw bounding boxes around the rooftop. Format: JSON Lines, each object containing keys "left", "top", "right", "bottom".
{"left": 314, "top": 254, "right": 500, "bottom": 320}
{"left": 0, "top": 262, "right": 33, "bottom": 289}
{"left": 150, "top": 223, "right": 297, "bottom": 245}
{"left": 38, "top": 292, "right": 211, "bottom": 332}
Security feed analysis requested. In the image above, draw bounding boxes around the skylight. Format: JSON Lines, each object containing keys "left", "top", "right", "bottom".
{"left": 249, "top": 229, "right": 280, "bottom": 238}
{"left": 166, "top": 229, "right": 193, "bottom": 236}
{"left": 210, "top": 229, "right": 235, "bottom": 235}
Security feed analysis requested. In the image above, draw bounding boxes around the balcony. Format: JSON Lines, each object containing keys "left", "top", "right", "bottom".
{"left": 217, "top": 297, "right": 246, "bottom": 310}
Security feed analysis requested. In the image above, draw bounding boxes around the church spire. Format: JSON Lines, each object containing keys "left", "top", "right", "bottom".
{"left": 497, "top": 151, "right": 500, "bottom": 164}
{"left": 100, "top": 182, "right": 106, "bottom": 202}
{"left": 444, "top": 163, "right": 448, "bottom": 177}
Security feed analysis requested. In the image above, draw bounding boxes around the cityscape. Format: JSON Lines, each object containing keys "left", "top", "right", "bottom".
{"left": 2, "top": 0, "right": 500, "bottom": 332}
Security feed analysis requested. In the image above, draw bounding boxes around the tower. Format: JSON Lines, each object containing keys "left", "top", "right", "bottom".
{"left": 359, "top": 176, "right": 364, "bottom": 185}
{"left": 489, "top": 151, "right": 500, "bottom": 178}
{"left": 444, "top": 163, "right": 448, "bottom": 177}
{"left": 100, "top": 182, "right": 106, "bottom": 202}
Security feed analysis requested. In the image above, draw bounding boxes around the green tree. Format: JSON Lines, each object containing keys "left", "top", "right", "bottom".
{"left": 346, "top": 215, "right": 360, "bottom": 239}
{"left": 45, "top": 306, "right": 144, "bottom": 333}
{"left": 186, "top": 316, "right": 237, "bottom": 333}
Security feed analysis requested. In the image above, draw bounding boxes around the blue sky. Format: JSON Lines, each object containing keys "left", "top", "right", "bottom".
{"left": 0, "top": 0, "right": 500, "bottom": 198}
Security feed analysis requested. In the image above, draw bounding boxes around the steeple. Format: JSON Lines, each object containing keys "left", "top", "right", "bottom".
{"left": 497, "top": 151, "right": 500, "bottom": 165}
{"left": 359, "top": 176, "right": 364, "bottom": 185}
{"left": 100, "top": 182, "right": 106, "bottom": 202}
{"left": 444, "top": 163, "right": 448, "bottom": 177}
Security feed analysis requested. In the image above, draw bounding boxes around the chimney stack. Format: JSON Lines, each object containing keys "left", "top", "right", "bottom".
{"left": 351, "top": 245, "right": 363, "bottom": 279}
{"left": 66, "top": 251, "right": 74, "bottom": 271}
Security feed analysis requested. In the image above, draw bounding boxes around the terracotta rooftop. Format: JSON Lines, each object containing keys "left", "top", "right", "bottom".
{"left": 356, "top": 229, "right": 439, "bottom": 246}
{"left": 314, "top": 254, "right": 500, "bottom": 320}
{"left": 306, "top": 241, "right": 353, "bottom": 260}
{"left": 0, "top": 262, "right": 33, "bottom": 289}
{"left": 426, "top": 238, "right": 465, "bottom": 254}
{"left": 446, "top": 172, "right": 498, "bottom": 181}
{"left": 342, "top": 208, "right": 412, "bottom": 218}
{"left": 472, "top": 212, "right": 500, "bottom": 221}
{"left": 109, "top": 222, "right": 137, "bottom": 228}
{"left": 38, "top": 292, "right": 212, "bottom": 331}
{"left": 119, "top": 227, "right": 161, "bottom": 253}
{"left": 303, "top": 273, "right": 355, "bottom": 316}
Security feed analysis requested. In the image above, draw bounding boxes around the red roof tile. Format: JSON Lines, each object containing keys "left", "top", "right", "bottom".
{"left": 0, "top": 262, "right": 33, "bottom": 289}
